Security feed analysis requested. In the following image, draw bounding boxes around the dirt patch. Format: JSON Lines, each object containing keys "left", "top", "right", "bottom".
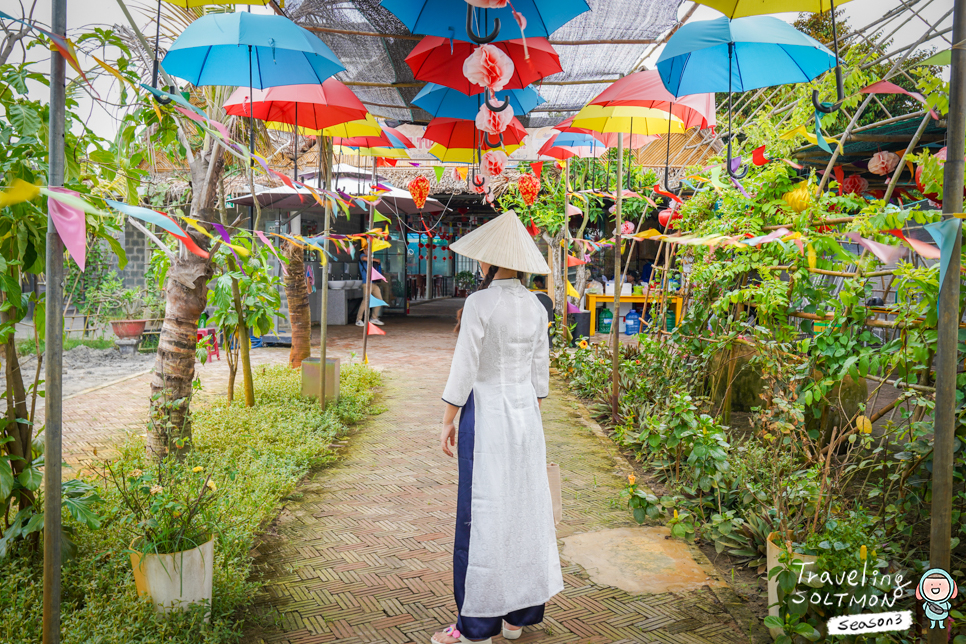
{"left": 7, "top": 345, "right": 154, "bottom": 400}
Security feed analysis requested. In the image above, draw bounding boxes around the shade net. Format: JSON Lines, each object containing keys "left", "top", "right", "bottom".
{"left": 284, "top": 0, "right": 684, "bottom": 128}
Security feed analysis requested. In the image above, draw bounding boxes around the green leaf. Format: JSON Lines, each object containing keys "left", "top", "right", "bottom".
{"left": 0, "top": 457, "right": 14, "bottom": 501}
{"left": 17, "top": 465, "right": 42, "bottom": 492}
{"left": 88, "top": 149, "right": 115, "bottom": 165}
{"left": 23, "top": 511, "right": 43, "bottom": 535}
{"left": 632, "top": 506, "right": 647, "bottom": 524}
{"left": 7, "top": 104, "right": 42, "bottom": 136}
{"left": 104, "top": 235, "right": 127, "bottom": 270}
{"left": 63, "top": 494, "right": 101, "bottom": 529}
{"left": 763, "top": 616, "right": 783, "bottom": 629}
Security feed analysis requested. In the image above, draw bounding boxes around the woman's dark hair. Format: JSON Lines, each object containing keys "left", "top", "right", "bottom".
{"left": 454, "top": 264, "right": 500, "bottom": 334}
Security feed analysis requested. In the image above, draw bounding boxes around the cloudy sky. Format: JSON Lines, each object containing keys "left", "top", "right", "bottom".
{"left": 7, "top": 0, "right": 954, "bottom": 139}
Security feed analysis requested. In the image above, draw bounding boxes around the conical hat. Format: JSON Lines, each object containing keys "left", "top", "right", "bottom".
{"left": 449, "top": 210, "right": 551, "bottom": 275}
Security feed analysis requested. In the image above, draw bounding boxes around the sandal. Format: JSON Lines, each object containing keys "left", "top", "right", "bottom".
{"left": 502, "top": 621, "right": 523, "bottom": 640}
{"left": 430, "top": 624, "right": 492, "bottom": 644}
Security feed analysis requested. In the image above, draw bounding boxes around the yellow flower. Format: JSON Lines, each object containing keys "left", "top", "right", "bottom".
{"left": 628, "top": 474, "right": 636, "bottom": 486}
{"left": 578, "top": 340, "right": 589, "bottom": 349}
{"left": 206, "top": 480, "right": 217, "bottom": 492}
{"left": 192, "top": 466, "right": 203, "bottom": 473}
{"left": 860, "top": 545, "right": 867, "bottom": 561}
{"left": 673, "top": 509, "right": 679, "bottom": 519}
{"left": 149, "top": 484, "right": 163, "bottom": 495}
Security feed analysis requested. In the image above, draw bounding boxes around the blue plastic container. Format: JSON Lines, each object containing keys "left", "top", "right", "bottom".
{"left": 624, "top": 309, "right": 641, "bottom": 335}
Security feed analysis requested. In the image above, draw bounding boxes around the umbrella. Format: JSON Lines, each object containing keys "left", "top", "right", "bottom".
{"left": 428, "top": 144, "right": 522, "bottom": 163}
{"left": 657, "top": 15, "right": 836, "bottom": 178}
{"left": 231, "top": 177, "right": 445, "bottom": 214}
{"left": 554, "top": 116, "right": 657, "bottom": 149}
{"left": 694, "top": 0, "right": 852, "bottom": 113}
{"left": 538, "top": 132, "right": 609, "bottom": 160}
{"left": 267, "top": 113, "right": 383, "bottom": 139}
{"left": 381, "top": 125, "right": 416, "bottom": 150}
{"left": 413, "top": 83, "right": 546, "bottom": 119}
{"left": 406, "top": 36, "right": 561, "bottom": 110}
{"left": 381, "top": 0, "right": 589, "bottom": 43}
{"left": 586, "top": 70, "right": 716, "bottom": 191}
{"left": 424, "top": 116, "right": 528, "bottom": 150}
{"left": 334, "top": 132, "right": 412, "bottom": 160}
{"left": 571, "top": 106, "right": 686, "bottom": 137}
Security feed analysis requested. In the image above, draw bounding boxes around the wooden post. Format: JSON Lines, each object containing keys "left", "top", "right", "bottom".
{"left": 611, "top": 134, "right": 624, "bottom": 425}
{"left": 318, "top": 137, "right": 332, "bottom": 406}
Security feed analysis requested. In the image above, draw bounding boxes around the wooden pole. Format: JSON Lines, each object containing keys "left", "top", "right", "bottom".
{"left": 562, "top": 159, "right": 570, "bottom": 337}
{"left": 611, "top": 134, "right": 624, "bottom": 425}
{"left": 361, "top": 160, "right": 376, "bottom": 364}
{"left": 318, "top": 137, "right": 332, "bottom": 407}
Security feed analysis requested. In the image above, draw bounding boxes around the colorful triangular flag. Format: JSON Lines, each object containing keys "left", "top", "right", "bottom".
{"left": 434, "top": 166, "right": 445, "bottom": 182}
{"left": 566, "top": 254, "right": 586, "bottom": 267}
{"left": 369, "top": 295, "right": 388, "bottom": 308}
{"left": 371, "top": 266, "right": 387, "bottom": 281}
{"left": 566, "top": 280, "right": 580, "bottom": 298}
{"left": 367, "top": 322, "right": 386, "bottom": 335}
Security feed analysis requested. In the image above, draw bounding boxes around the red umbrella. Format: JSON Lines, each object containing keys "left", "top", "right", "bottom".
{"left": 406, "top": 36, "right": 562, "bottom": 95}
{"left": 588, "top": 70, "right": 716, "bottom": 130}
{"left": 538, "top": 133, "right": 608, "bottom": 160}
{"left": 423, "top": 116, "right": 528, "bottom": 149}
{"left": 554, "top": 116, "right": 657, "bottom": 149}
{"left": 223, "top": 78, "right": 368, "bottom": 129}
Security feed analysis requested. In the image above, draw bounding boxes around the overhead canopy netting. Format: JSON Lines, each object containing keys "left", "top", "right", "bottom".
{"left": 284, "top": 0, "right": 685, "bottom": 127}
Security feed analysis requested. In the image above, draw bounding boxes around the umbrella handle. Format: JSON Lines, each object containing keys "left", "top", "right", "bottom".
{"left": 727, "top": 138, "right": 749, "bottom": 180}
{"left": 811, "top": 66, "right": 845, "bottom": 113}
{"left": 472, "top": 175, "right": 486, "bottom": 188}
{"left": 482, "top": 131, "right": 504, "bottom": 149}
{"left": 466, "top": 5, "right": 501, "bottom": 44}
{"left": 153, "top": 82, "right": 174, "bottom": 106}
{"left": 484, "top": 88, "right": 511, "bottom": 113}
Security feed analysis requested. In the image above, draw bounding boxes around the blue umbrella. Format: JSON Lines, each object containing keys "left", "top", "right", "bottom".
{"left": 380, "top": 0, "right": 589, "bottom": 43}
{"left": 413, "top": 83, "right": 545, "bottom": 119}
{"left": 657, "top": 16, "right": 836, "bottom": 178}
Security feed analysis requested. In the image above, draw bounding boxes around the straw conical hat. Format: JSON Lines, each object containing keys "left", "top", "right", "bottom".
{"left": 449, "top": 210, "right": 551, "bottom": 275}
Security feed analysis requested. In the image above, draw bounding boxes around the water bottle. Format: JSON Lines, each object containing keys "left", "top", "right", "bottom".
{"left": 625, "top": 309, "right": 641, "bottom": 336}
{"left": 598, "top": 307, "right": 613, "bottom": 334}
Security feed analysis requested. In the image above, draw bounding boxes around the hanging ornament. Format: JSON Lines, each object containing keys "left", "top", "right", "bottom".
{"left": 782, "top": 182, "right": 813, "bottom": 213}
{"left": 466, "top": 0, "right": 509, "bottom": 6}
{"left": 518, "top": 173, "right": 540, "bottom": 206}
{"left": 463, "top": 44, "right": 514, "bottom": 93}
{"left": 481, "top": 150, "right": 508, "bottom": 177}
{"left": 408, "top": 175, "right": 430, "bottom": 209}
{"left": 525, "top": 218, "right": 540, "bottom": 236}
{"left": 842, "top": 175, "right": 869, "bottom": 195}
{"left": 471, "top": 174, "right": 490, "bottom": 194}
{"left": 476, "top": 102, "right": 515, "bottom": 135}
{"left": 620, "top": 221, "right": 635, "bottom": 235}
{"left": 658, "top": 209, "right": 682, "bottom": 229}
{"left": 868, "top": 151, "right": 900, "bottom": 176}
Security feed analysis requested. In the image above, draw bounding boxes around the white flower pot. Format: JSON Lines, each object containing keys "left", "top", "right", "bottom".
{"left": 766, "top": 532, "right": 819, "bottom": 639}
{"left": 130, "top": 538, "right": 214, "bottom": 619}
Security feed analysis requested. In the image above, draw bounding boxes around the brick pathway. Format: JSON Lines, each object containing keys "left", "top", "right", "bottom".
{"left": 244, "top": 302, "right": 751, "bottom": 644}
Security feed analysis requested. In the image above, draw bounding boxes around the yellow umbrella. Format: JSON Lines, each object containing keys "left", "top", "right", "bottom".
{"left": 267, "top": 113, "right": 383, "bottom": 138}
{"left": 694, "top": 0, "right": 850, "bottom": 18}
{"left": 428, "top": 143, "right": 522, "bottom": 163}
{"left": 334, "top": 145, "right": 410, "bottom": 159}
{"left": 570, "top": 105, "right": 685, "bottom": 136}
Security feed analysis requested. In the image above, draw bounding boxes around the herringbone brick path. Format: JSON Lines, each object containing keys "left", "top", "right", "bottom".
{"left": 244, "top": 312, "right": 750, "bottom": 644}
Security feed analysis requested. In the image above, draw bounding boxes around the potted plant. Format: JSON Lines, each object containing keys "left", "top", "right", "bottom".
{"left": 108, "top": 289, "right": 151, "bottom": 339}
{"left": 107, "top": 457, "right": 222, "bottom": 617}
{"left": 455, "top": 270, "right": 476, "bottom": 297}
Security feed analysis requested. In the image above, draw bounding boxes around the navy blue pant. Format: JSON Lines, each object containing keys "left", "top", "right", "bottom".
{"left": 453, "top": 391, "right": 546, "bottom": 640}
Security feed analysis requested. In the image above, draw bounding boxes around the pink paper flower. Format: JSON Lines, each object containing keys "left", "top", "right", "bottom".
{"left": 475, "top": 102, "right": 515, "bottom": 135}
{"left": 463, "top": 44, "right": 514, "bottom": 92}
{"left": 868, "top": 151, "right": 900, "bottom": 176}
{"left": 481, "top": 150, "right": 508, "bottom": 177}
{"left": 465, "top": 0, "right": 509, "bottom": 6}
{"left": 620, "top": 221, "right": 635, "bottom": 235}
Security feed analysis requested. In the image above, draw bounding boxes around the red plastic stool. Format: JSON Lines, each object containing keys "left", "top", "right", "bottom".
{"left": 197, "top": 327, "right": 220, "bottom": 361}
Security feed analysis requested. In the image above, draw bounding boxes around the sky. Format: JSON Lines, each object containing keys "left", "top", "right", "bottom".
{"left": 6, "top": 0, "right": 955, "bottom": 140}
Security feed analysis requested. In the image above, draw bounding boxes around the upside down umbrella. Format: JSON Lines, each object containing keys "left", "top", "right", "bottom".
{"left": 413, "top": 83, "right": 546, "bottom": 119}
{"left": 428, "top": 143, "right": 523, "bottom": 163}
{"left": 381, "top": 0, "right": 589, "bottom": 43}
{"left": 554, "top": 116, "right": 657, "bottom": 149}
{"left": 423, "top": 116, "right": 528, "bottom": 150}
{"left": 657, "top": 15, "right": 836, "bottom": 178}
{"left": 267, "top": 113, "right": 383, "bottom": 139}
{"left": 694, "top": 0, "right": 853, "bottom": 112}
{"left": 538, "top": 132, "right": 609, "bottom": 160}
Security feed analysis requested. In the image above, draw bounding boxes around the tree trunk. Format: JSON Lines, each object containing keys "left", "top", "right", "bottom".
{"left": 227, "top": 256, "right": 255, "bottom": 407}
{"left": 284, "top": 242, "right": 311, "bottom": 368}
{"left": 547, "top": 229, "right": 566, "bottom": 321}
{"left": 1, "top": 307, "right": 34, "bottom": 512}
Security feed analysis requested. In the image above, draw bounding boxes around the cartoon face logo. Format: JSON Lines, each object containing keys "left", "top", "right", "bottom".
{"left": 916, "top": 568, "right": 958, "bottom": 629}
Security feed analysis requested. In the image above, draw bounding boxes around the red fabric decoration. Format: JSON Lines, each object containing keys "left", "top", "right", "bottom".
{"left": 652, "top": 184, "right": 683, "bottom": 204}
{"left": 408, "top": 175, "right": 430, "bottom": 209}
{"left": 531, "top": 162, "right": 544, "bottom": 178}
{"left": 566, "top": 254, "right": 586, "bottom": 267}
{"left": 518, "top": 173, "right": 540, "bottom": 206}
{"left": 525, "top": 218, "right": 540, "bottom": 236}
{"left": 752, "top": 145, "right": 770, "bottom": 166}
{"left": 833, "top": 166, "right": 845, "bottom": 195}
{"left": 367, "top": 322, "right": 386, "bottom": 336}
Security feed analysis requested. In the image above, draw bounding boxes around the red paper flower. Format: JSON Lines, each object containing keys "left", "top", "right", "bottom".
{"left": 481, "top": 150, "right": 507, "bottom": 178}
{"left": 466, "top": 0, "right": 508, "bottom": 6}
{"left": 476, "top": 102, "right": 515, "bottom": 135}
{"left": 408, "top": 175, "right": 430, "bottom": 209}
{"left": 620, "top": 221, "right": 635, "bottom": 235}
{"left": 518, "top": 173, "right": 540, "bottom": 206}
{"left": 868, "top": 151, "right": 899, "bottom": 176}
{"left": 463, "top": 44, "right": 514, "bottom": 93}
{"left": 842, "top": 174, "right": 869, "bottom": 195}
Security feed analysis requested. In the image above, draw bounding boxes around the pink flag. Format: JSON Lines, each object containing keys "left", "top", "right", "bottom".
{"left": 371, "top": 266, "right": 386, "bottom": 282}
{"left": 47, "top": 187, "right": 86, "bottom": 271}
{"left": 861, "top": 81, "right": 939, "bottom": 120}
{"left": 255, "top": 230, "right": 288, "bottom": 276}
{"left": 885, "top": 229, "right": 941, "bottom": 259}
{"left": 844, "top": 232, "right": 906, "bottom": 264}
{"left": 743, "top": 228, "right": 790, "bottom": 247}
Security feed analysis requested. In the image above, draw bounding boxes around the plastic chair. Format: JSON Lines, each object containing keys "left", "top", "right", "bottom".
{"left": 197, "top": 327, "right": 220, "bottom": 361}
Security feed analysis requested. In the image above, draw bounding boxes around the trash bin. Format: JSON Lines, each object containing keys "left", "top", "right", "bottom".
{"left": 301, "top": 357, "right": 340, "bottom": 403}
{"left": 571, "top": 312, "right": 591, "bottom": 345}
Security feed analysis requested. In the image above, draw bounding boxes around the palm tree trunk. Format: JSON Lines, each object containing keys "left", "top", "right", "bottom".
{"left": 284, "top": 242, "right": 310, "bottom": 368}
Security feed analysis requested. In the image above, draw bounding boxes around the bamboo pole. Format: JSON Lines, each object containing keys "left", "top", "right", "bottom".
{"left": 611, "top": 134, "right": 624, "bottom": 425}
{"left": 883, "top": 111, "right": 933, "bottom": 204}
{"left": 318, "top": 137, "right": 332, "bottom": 407}
{"left": 361, "top": 160, "right": 376, "bottom": 364}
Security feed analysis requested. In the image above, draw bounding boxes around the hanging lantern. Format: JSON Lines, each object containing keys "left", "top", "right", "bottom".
{"left": 518, "top": 173, "right": 540, "bottom": 206}
{"left": 842, "top": 175, "right": 869, "bottom": 195}
{"left": 782, "top": 182, "right": 813, "bottom": 213}
{"left": 658, "top": 209, "right": 682, "bottom": 228}
{"left": 476, "top": 102, "right": 515, "bottom": 135}
{"left": 463, "top": 44, "right": 514, "bottom": 93}
{"left": 868, "top": 151, "right": 900, "bottom": 176}
{"left": 408, "top": 175, "right": 430, "bottom": 209}
{"left": 620, "top": 221, "right": 635, "bottom": 235}
{"left": 481, "top": 150, "right": 508, "bottom": 177}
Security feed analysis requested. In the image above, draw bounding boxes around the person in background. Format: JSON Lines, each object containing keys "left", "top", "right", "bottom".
{"left": 640, "top": 259, "right": 654, "bottom": 283}
{"left": 356, "top": 250, "right": 384, "bottom": 327}
{"left": 531, "top": 275, "right": 547, "bottom": 291}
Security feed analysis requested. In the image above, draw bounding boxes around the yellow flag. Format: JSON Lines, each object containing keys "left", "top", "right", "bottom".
{"left": 371, "top": 239, "right": 391, "bottom": 252}
{"left": 807, "top": 243, "right": 817, "bottom": 269}
{"left": 0, "top": 179, "right": 41, "bottom": 208}
{"left": 566, "top": 280, "right": 579, "bottom": 298}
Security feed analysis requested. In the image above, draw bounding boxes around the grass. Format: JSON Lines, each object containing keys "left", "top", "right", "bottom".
{"left": 16, "top": 337, "right": 116, "bottom": 356}
{"left": 0, "top": 363, "right": 382, "bottom": 644}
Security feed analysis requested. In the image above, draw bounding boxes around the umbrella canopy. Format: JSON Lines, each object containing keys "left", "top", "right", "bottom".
{"left": 571, "top": 105, "right": 685, "bottom": 136}
{"left": 538, "top": 132, "right": 608, "bottom": 160}
{"left": 428, "top": 144, "right": 522, "bottom": 163}
{"left": 656, "top": 16, "right": 837, "bottom": 97}
{"left": 406, "top": 37, "right": 561, "bottom": 95}
{"left": 588, "top": 70, "right": 715, "bottom": 130}
{"left": 554, "top": 116, "right": 659, "bottom": 149}
{"left": 695, "top": 0, "right": 853, "bottom": 18}
{"left": 161, "top": 0, "right": 277, "bottom": 6}
{"left": 381, "top": 125, "right": 415, "bottom": 149}
{"left": 268, "top": 113, "right": 383, "bottom": 138}
{"left": 423, "top": 116, "right": 528, "bottom": 148}
{"left": 413, "top": 83, "right": 546, "bottom": 119}
{"left": 223, "top": 79, "right": 367, "bottom": 129}
{"left": 162, "top": 12, "right": 344, "bottom": 88}
{"left": 231, "top": 176, "right": 445, "bottom": 214}
{"left": 381, "top": 0, "right": 590, "bottom": 41}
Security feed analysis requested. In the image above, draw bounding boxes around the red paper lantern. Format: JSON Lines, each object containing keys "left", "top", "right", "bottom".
{"left": 408, "top": 175, "right": 430, "bottom": 209}
{"left": 658, "top": 209, "right": 682, "bottom": 228}
{"left": 842, "top": 174, "right": 869, "bottom": 195}
{"left": 518, "top": 173, "right": 540, "bottom": 206}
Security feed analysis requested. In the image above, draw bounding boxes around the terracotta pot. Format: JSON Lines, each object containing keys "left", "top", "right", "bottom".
{"left": 130, "top": 538, "right": 214, "bottom": 619}
{"left": 111, "top": 320, "right": 147, "bottom": 339}
{"left": 766, "top": 532, "right": 819, "bottom": 639}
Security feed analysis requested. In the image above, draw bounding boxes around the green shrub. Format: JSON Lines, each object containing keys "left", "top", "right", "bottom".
{"left": 0, "top": 363, "right": 381, "bottom": 644}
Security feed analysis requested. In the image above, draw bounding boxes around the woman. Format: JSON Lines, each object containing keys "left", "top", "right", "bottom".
{"left": 433, "top": 211, "right": 564, "bottom": 644}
